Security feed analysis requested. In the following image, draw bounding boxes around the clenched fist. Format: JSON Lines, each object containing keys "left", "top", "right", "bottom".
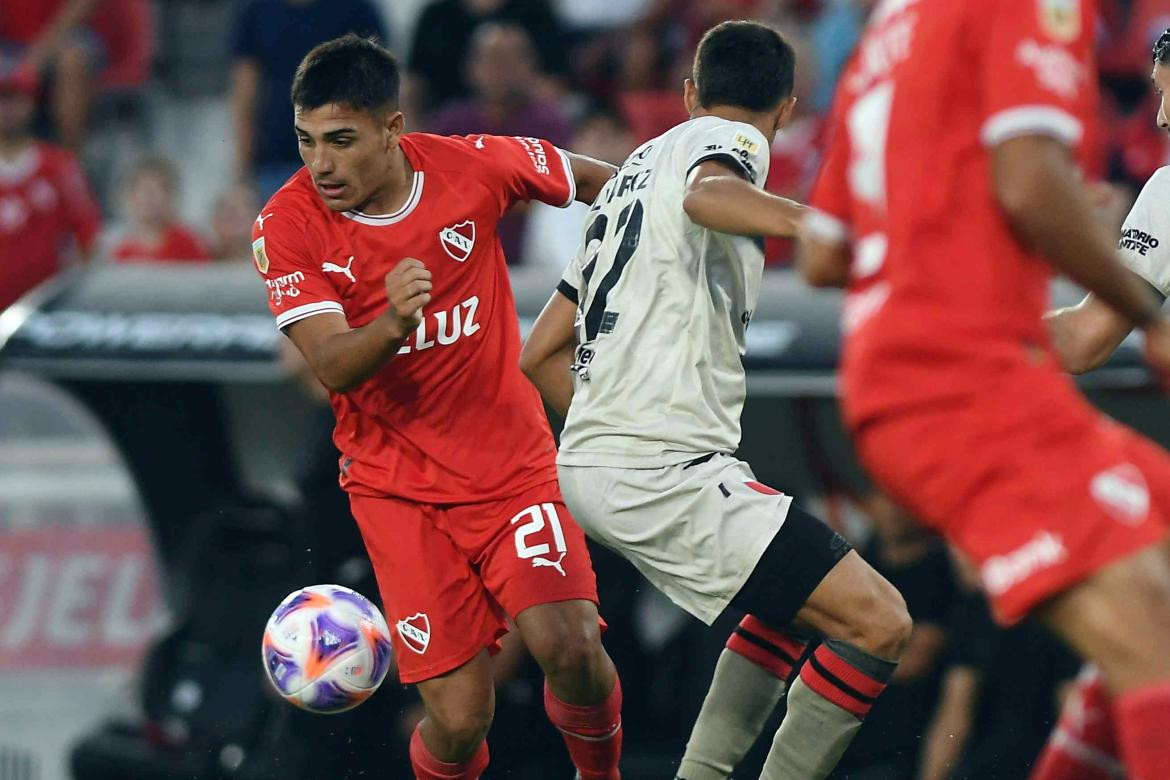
{"left": 384, "top": 258, "right": 432, "bottom": 335}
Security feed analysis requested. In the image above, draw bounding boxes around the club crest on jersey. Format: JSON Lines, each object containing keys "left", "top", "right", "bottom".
{"left": 439, "top": 220, "right": 476, "bottom": 262}
{"left": 252, "top": 237, "right": 269, "bottom": 273}
{"left": 396, "top": 612, "right": 430, "bottom": 654}
{"left": 1038, "top": 0, "right": 1079, "bottom": 43}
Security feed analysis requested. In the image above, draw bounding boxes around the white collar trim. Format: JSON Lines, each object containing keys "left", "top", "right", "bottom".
{"left": 342, "top": 171, "right": 425, "bottom": 226}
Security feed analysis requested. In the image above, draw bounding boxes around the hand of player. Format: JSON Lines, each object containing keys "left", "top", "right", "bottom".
{"left": 1142, "top": 316, "right": 1170, "bottom": 387}
{"left": 384, "top": 258, "right": 432, "bottom": 335}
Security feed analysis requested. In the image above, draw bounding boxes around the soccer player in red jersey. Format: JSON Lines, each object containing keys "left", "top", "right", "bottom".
{"left": 252, "top": 35, "right": 622, "bottom": 780}
{"left": 801, "top": 1, "right": 1170, "bottom": 778}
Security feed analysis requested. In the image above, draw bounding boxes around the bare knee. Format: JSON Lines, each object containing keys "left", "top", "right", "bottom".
{"left": 526, "top": 613, "right": 605, "bottom": 679}
{"left": 849, "top": 579, "right": 912, "bottom": 660}
{"left": 424, "top": 695, "right": 493, "bottom": 756}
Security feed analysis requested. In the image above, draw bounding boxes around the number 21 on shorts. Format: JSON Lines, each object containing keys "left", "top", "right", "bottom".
{"left": 511, "top": 503, "right": 568, "bottom": 576}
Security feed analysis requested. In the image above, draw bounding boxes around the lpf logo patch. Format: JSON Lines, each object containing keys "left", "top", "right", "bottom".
{"left": 1038, "top": 0, "right": 1080, "bottom": 43}
{"left": 396, "top": 612, "right": 430, "bottom": 654}
{"left": 440, "top": 220, "right": 476, "bottom": 262}
{"left": 252, "top": 237, "right": 269, "bottom": 273}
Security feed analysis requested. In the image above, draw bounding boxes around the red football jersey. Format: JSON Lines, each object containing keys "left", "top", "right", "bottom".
{"left": 807, "top": 0, "right": 1097, "bottom": 426}
{"left": 254, "top": 133, "right": 576, "bottom": 503}
{"left": 0, "top": 142, "right": 100, "bottom": 310}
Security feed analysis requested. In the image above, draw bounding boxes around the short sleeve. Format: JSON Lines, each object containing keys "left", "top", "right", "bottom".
{"left": 557, "top": 244, "right": 586, "bottom": 305}
{"left": 805, "top": 104, "right": 852, "bottom": 246}
{"left": 475, "top": 135, "right": 575, "bottom": 214}
{"left": 979, "top": 0, "right": 1094, "bottom": 149}
{"left": 251, "top": 209, "right": 344, "bottom": 330}
{"left": 683, "top": 121, "right": 771, "bottom": 187}
{"left": 1118, "top": 168, "right": 1170, "bottom": 298}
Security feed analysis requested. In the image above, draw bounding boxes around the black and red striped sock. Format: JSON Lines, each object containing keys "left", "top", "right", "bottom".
{"left": 726, "top": 614, "right": 808, "bottom": 681}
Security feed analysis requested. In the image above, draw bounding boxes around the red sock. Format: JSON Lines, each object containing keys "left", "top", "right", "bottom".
{"left": 1116, "top": 680, "right": 1170, "bottom": 780}
{"left": 725, "top": 614, "right": 808, "bottom": 680}
{"left": 544, "top": 676, "right": 623, "bottom": 780}
{"left": 409, "top": 726, "right": 489, "bottom": 780}
{"left": 798, "top": 642, "right": 889, "bottom": 719}
{"left": 1030, "top": 666, "right": 1123, "bottom": 780}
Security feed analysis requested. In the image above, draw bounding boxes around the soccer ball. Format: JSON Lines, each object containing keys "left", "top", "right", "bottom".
{"left": 261, "top": 584, "right": 393, "bottom": 714}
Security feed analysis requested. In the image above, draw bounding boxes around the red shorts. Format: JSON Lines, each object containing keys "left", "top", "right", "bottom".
{"left": 854, "top": 362, "right": 1170, "bottom": 624}
{"left": 349, "top": 480, "right": 599, "bottom": 683}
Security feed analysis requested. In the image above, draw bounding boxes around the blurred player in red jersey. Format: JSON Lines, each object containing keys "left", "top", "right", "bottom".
{"left": 0, "top": 65, "right": 99, "bottom": 312}
{"left": 801, "top": 1, "right": 1170, "bottom": 778}
{"left": 252, "top": 35, "right": 622, "bottom": 780}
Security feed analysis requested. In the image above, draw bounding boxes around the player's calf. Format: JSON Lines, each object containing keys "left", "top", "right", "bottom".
{"left": 517, "top": 600, "right": 622, "bottom": 780}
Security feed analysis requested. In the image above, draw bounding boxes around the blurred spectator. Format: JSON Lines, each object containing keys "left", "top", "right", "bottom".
{"left": 106, "top": 155, "right": 209, "bottom": 263}
{"left": 918, "top": 555, "right": 1082, "bottom": 780}
{"left": 522, "top": 104, "right": 635, "bottom": 268}
{"left": 209, "top": 183, "right": 261, "bottom": 261}
{"left": 409, "top": 0, "right": 567, "bottom": 110}
{"left": 230, "top": 0, "right": 387, "bottom": 200}
{"left": 830, "top": 494, "right": 958, "bottom": 779}
{"left": 0, "top": 0, "right": 103, "bottom": 149}
{"left": 431, "top": 23, "right": 572, "bottom": 143}
{"left": 0, "top": 66, "right": 99, "bottom": 311}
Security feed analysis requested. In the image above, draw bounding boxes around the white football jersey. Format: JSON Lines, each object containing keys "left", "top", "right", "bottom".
{"left": 556, "top": 115, "right": 772, "bottom": 467}
{"left": 1119, "top": 166, "right": 1170, "bottom": 298}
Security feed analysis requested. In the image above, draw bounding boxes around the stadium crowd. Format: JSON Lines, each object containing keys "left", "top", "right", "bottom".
{"left": 2, "top": 0, "right": 1170, "bottom": 778}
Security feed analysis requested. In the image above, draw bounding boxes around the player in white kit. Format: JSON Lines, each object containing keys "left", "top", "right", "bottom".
{"left": 520, "top": 21, "right": 911, "bottom": 780}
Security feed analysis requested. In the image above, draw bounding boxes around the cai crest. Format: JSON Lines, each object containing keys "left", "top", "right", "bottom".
{"left": 439, "top": 220, "right": 476, "bottom": 263}
{"left": 396, "top": 612, "right": 431, "bottom": 654}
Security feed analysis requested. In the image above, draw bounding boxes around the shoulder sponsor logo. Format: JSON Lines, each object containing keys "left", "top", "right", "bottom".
{"left": 252, "top": 236, "right": 269, "bottom": 273}
{"left": 1119, "top": 227, "right": 1160, "bottom": 256}
{"left": 1015, "top": 39, "right": 1086, "bottom": 100}
{"left": 395, "top": 612, "right": 430, "bottom": 654}
{"left": 1038, "top": 0, "right": 1080, "bottom": 43}
{"left": 513, "top": 136, "right": 550, "bottom": 175}
{"left": 322, "top": 255, "right": 356, "bottom": 283}
{"left": 733, "top": 132, "right": 760, "bottom": 156}
{"left": 981, "top": 531, "right": 1068, "bottom": 596}
{"left": 439, "top": 220, "right": 476, "bottom": 262}
{"left": 1090, "top": 463, "right": 1149, "bottom": 525}
{"left": 266, "top": 271, "right": 304, "bottom": 306}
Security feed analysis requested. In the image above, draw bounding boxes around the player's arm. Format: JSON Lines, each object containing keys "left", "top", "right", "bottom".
{"left": 563, "top": 151, "right": 617, "bottom": 205}
{"left": 797, "top": 233, "right": 850, "bottom": 288}
{"left": 682, "top": 159, "right": 806, "bottom": 238}
{"left": 992, "top": 135, "right": 1165, "bottom": 331}
{"left": 519, "top": 289, "right": 578, "bottom": 419}
{"left": 1046, "top": 282, "right": 1165, "bottom": 373}
{"left": 285, "top": 259, "right": 431, "bottom": 393}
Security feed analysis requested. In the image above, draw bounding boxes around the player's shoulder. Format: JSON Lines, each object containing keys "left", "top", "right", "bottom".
{"left": 256, "top": 170, "right": 326, "bottom": 233}
{"left": 34, "top": 141, "right": 80, "bottom": 173}
{"left": 402, "top": 132, "right": 497, "bottom": 173}
{"left": 1142, "top": 166, "right": 1170, "bottom": 194}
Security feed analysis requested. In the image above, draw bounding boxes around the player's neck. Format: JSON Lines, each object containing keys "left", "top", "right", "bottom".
{"left": 690, "top": 105, "right": 773, "bottom": 143}
{"left": 0, "top": 134, "right": 32, "bottom": 160}
{"left": 353, "top": 147, "right": 415, "bottom": 215}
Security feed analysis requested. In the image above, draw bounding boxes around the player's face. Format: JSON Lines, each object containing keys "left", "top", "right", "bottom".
{"left": 294, "top": 103, "right": 403, "bottom": 212}
{"left": 1153, "top": 63, "right": 1170, "bottom": 136}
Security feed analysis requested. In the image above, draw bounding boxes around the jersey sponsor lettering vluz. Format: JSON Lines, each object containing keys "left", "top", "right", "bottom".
{"left": 1118, "top": 166, "right": 1170, "bottom": 298}
{"left": 252, "top": 133, "right": 577, "bottom": 503}
{"left": 806, "top": 0, "right": 1097, "bottom": 426}
{"left": 557, "top": 116, "right": 771, "bottom": 468}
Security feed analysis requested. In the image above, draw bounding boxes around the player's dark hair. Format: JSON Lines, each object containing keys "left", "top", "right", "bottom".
{"left": 291, "top": 33, "right": 400, "bottom": 113}
{"left": 693, "top": 21, "right": 795, "bottom": 112}
{"left": 1155, "top": 28, "right": 1170, "bottom": 65}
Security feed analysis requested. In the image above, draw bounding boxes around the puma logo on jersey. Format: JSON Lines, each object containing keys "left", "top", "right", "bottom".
{"left": 322, "top": 256, "right": 356, "bottom": 283}
{"left": 474, "top": 135, "right": 485, "bottom": 149}
{"left": 255, "top": 212, "right": 274, "bottom": 230}
{"left": 397, "top": 295, "right": 481, "bottom": 355}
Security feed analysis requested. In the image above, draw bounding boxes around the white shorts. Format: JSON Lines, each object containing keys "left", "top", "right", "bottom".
{"left": 558, "top": 453, "right": 792, "bottom": 624}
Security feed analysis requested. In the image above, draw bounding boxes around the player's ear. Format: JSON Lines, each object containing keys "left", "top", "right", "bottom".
{"left": 383, "top": 110, "right": 405, "bottom": 149}
{"left": 774, "top": 96, "right": 797, "bottom": 133}
{"left": 683, "top": 78, "right": 699, "bottom": 114}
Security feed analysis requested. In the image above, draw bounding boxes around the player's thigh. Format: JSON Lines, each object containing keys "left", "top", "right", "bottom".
{"left": 560, "top": 455, "right": 791, "bottom": 626}
{"left": 460, "top": 480, "right": 601, "bottom": 621}
{"left": 348, "top": 494, "right": 507, "bottom": 685}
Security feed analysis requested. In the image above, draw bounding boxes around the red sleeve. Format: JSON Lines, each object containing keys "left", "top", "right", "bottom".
{"left": 472, "top": 134, "right": 575, "bottom": 214}
{"left": 806, "top": 99, "right": 853, "bottom": 246}
{"left": 251, "top": 208, "right": 344, "bottom": 330}
{"left": 55, "top": 151, "right": 101, "bottom": 252}
{"left": 979, "top": 0, "right": 1095, "bottom": 150}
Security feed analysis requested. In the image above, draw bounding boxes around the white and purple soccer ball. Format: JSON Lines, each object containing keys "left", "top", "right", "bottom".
{"left": 261, "top": 584, "right": 393, "bottom": 714}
